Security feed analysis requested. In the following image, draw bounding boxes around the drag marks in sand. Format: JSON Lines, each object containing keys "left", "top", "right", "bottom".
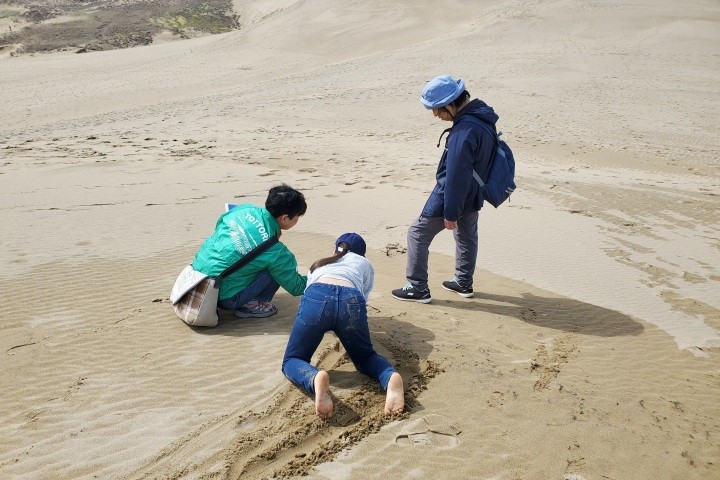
{"left": 530, "top": 334, "right": 577, "bottom": 391}
{"left": 126, "top": 333, "right": 443, "bottom": 479}
{"left": 0, "top": 248, "right": 443, "bottom": 479}
{"left": 225, "top": 337, "right": 443, "bottom": 479}
{"left": 230, "top": 343, "right": 441, "bottom": 479}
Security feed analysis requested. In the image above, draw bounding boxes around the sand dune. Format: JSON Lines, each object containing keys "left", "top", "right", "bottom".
{"left": 1, "top": 0, "right": 719, "bottom": 478}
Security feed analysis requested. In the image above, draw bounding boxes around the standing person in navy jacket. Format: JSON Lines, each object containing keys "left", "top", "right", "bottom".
{"left": 392, "top": 75, "right": 499, "bottom": 303}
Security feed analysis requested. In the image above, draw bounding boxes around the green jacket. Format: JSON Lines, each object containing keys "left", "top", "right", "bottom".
{"left": 191, "top": 204, "right": 307, "bottom": 300}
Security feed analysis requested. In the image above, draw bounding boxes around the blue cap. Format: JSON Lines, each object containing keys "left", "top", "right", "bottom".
{"left": 420, "top": 75, "right": 466, "bottom": 109}
{"left": 336, "top": 232, "right": 366, "bottom": 257}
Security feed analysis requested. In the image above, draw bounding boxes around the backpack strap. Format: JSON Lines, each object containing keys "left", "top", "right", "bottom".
{"left": 436, "top": 127, "right": 452, "bottom": 148}
{"left": 435, "top": 116, "right": 501, "bottom": 185}
{"left": 457, "top": 116, "right": 501, "bottom": 184}
{"left": 472, "top": 169, "right": 486, "bottom": 188}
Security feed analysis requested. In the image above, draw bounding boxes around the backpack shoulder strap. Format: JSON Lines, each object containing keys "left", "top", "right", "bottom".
{"left": 456, "top": 116, "right": 500, "bottom": 183}
{"left": 458, "top": 115, "right": 499, "bottom": 144}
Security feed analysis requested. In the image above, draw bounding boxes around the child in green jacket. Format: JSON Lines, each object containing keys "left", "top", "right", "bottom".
{"left": 191, "top": 184, "right": 307, "bottom": 318}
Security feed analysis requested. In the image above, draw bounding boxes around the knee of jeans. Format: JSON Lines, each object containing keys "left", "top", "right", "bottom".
{"left": 281, "top": 356, "right": 291, "bottom": 373}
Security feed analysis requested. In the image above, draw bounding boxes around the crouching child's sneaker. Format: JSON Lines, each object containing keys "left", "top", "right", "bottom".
{"left": 234, "top": 300, "right": 278, "bottom": 318}
{"left": 441, "top": 278, "right": 474, "bottom": 298}
{"left": 391, "top": 283, "right": 432, "bottom": 303}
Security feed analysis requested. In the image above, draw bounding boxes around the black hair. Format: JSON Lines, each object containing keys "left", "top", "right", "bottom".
{"left": 265, "top": 184, "right": 307, "bottom": 219}
{"left": 309, "top": 241, "right": 350, "bottom": 273}
{"left": 448, "top": 90, "right": 470, "bottom": 110}
{"left": 439, "top": 90, "right": 471, "bottom": 125}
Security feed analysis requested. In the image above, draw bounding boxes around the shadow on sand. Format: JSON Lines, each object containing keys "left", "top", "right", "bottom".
{"left": 440, "top": 290, "right": 644, "bottom": 337}
{"left": 189, "top": 293, "right": 300, "bottom": 337}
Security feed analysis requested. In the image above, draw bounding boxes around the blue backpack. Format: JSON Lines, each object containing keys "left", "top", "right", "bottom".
{"left": 465, "top": 118, "right": 516, "bottom": 208}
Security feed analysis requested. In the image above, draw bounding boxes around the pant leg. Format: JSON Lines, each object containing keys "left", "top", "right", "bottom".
{"left": 334, "top": 287, "right": 396, "bottom": 390}
{"left": 406, "top": 215, "right": 446, "bottom": 291}
{"left": 254, "top": 272, "right": 281, "bottom": 302}
{"left": 217, "top": 270, "right": 280, "bottom": 310}
{"left": 281, "top": 284, "right": 333, "bottom": 395}
{"left": 453, "top": 211, "right": 479, "bottom": 287}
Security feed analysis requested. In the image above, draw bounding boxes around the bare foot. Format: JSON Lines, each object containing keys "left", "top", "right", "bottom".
{"left": 314, "top": 370, "right": 333, "bottom": 420}
{"left": 384, "top": 372, "right": 405, "bottom": 415}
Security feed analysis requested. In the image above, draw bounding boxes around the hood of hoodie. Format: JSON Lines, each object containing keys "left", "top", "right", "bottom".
{"left": 454, "top": 99, "right": 498, "bottom": 127}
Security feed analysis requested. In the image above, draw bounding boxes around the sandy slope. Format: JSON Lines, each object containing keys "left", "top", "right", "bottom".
{"left": 1, "top": 0, "right": 719, "bottom": 479}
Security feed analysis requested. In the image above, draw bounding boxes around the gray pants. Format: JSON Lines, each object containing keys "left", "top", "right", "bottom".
{"left": 405, "top": 212, "right": 479, "bottom": 291}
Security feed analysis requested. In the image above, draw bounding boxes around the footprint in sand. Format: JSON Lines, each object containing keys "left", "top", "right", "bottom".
{"left": 394, "top": 414, "right": 461, "bottom": 448}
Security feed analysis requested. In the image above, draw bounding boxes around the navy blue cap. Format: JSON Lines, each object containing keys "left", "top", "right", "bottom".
{"left": 335, "top": 232, "right": 366, "bottom": 257}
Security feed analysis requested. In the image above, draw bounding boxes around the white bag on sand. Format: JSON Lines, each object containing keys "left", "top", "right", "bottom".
{"left": 170, "top": 265, "right": 219, "bottom": 327}
{"left": 169, "top": 235, "right": 279, "bottom": 328}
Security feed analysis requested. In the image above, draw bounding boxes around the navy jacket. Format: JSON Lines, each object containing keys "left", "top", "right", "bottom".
{"left": 420, "top": 99, "right": 499, "bottom": 221}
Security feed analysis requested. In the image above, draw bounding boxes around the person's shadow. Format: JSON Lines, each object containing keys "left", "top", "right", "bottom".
{"left": 188, "top": 294, "right": 301, "bottom": 337}
{"left": 441, "top": 290, "right": 644, "bottom": 337}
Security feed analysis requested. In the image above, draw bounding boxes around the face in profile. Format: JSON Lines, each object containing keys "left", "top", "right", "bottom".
{"left": 432, "top": 107, "right": 453, "bottom": 122}
{"left": 278, "top": 214, "right": 300, "bottom": 230}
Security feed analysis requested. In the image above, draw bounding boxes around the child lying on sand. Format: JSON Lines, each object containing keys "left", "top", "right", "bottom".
{"left": 281, "top": 233, "right": 405, "bottom": 419}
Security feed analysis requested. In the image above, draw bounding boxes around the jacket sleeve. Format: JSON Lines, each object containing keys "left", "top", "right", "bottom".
{"left": 265, "top": 243, "right": 308, "bottom": 296}
{"left": 443, "top": 126, "right": 477, "bottom": 221}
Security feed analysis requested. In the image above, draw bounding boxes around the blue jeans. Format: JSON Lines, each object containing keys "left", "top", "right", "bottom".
{"left": 282, "top": 283, "right": 396, "bottom": 395}
{"left": 216, "top": 270, "right": 280, "bottom": 310}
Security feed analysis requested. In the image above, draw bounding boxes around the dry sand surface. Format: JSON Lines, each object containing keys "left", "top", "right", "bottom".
{"left": 1, "top": 0, "right": 719, "bottom": 479}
